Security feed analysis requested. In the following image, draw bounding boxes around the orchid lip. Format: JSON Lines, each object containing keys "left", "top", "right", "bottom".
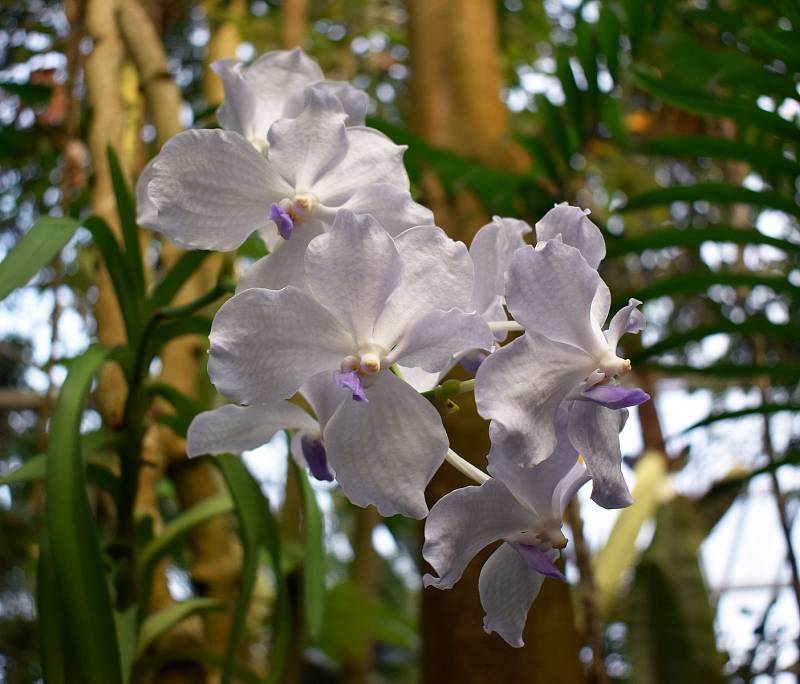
{"left": 509, "top": 543, "right": 566, "bottom": 582}
{"left": 269, "top": 202, "right": 294, "bottom": 240}
{"left": 335, "top": 369, "right": 368, "bottom": 402}
{"left": 300, "top": 434, "right": 334, "bottom": 481}
{"left": 581, "top": 383, "right": 650, "bottom": 409}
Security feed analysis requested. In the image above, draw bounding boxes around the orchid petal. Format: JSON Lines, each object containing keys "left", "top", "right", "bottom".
{"left": 479, "top": 542, "right": 547, "bottom": 648}
{"left": 323, "top": 371, "right": 447, "bottom": 518}
{"left": 187, "top": 402, "right": 317, "bottom": 457}
{"left": 567, "top": 401, "right": 633, "bottom": 509}
{"left": 304, "top": 211, "right": 402, "bottom": 345}
{"left": 237, "top": 219, "right": 325, "bottom": 294}
{"left": 390, "top": 309, "right": 493, "bottom": 374}
{"left": 423, "top": 478, "right": 534, "bottom": 589}
{"left": 145, "top": 129, "right": 291, "bottom": 250}
{"left": 267, "top": 88, "right": 348, "bottom": 192}
{"left": 470, "top": 216, "right": 531, "bottom": 321}
{"left": 505, "top": 239, "right": 609, "bottom": 357}
{"left": 284, "top": 79, "right": 368, "bottom": 127}
{"left": 476, "top": 332, "right": 595, "bottom": 467}
{"left": 312, "top": 126, "right": 409, "bottom": 205}
{"left": 489, "top": 405, "right": 589, "bottom": 518}
{"left": 135, "top": 159, "right": 158, "bottom": 228}
{"left": 213, "top": 49, "right": 323, "bottom": 141}
{"left": 605, "top": 298, "right": 645, "bottom": 350}
{"left": 208, "top": 287, "right": 353, "bottom": 405}
{"left": 374, "top": 226, "right": 473, "bottom": 346}
{"left": 336, "top": 183, "right": 434, "bottom": 236}
{"left": 300, "top": 370, "right": 348, "bottom": 428}
{"left": 535, "top": 203, "right": 606, "bottom": 269}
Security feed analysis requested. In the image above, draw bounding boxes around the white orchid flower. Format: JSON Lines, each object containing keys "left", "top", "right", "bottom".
{"left": 137, "top": 88, "right": 431, "bottom": 275}
{"left": 475, "top": 236, "right": 647, "bottom": 508}
{"left": 205, "top": 211, "right": 492, "bottom": 517}
{"left": 212, "top": 48, "right": 369, "bottom": 148}
{"left": 423, "top": 407, "right": 589, "bottom": 647}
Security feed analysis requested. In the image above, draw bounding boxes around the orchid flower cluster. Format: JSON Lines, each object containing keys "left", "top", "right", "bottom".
{"left": 137, "top": 48, "right": 650, "bottom": 647}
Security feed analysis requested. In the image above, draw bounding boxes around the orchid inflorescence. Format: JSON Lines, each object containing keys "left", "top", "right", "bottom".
{"left": 137, "top": 48, "right": 650, "bottom": 647}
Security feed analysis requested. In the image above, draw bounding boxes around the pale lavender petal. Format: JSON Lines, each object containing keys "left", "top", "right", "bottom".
{"left": 605, "top": 298, "right": 645, "bottom": 350}
{"left": 475, "top": 332, "right": 596, "bottom": 468}
{"left": 505, "top": 239, "right": 609, "bottom": 357}
{"left": 479, "top": 543, "right": 546, "bottom": 648}
{"left": 301, "top": 434, "right": 334, "bottom": 481}
{"left": 423, "top": 479, "right": 535, "bottom": 589}
{"left": 469, "top": 216, "right": 531, "bottom": 320}
{"left": 305, "top": 211, "right": 402, "bottom": 345}
{"left": 510, "top": 543, "right": 566, "bottom": 582}
{"left": 535, "top": 203, "right": 606, "bottom": 269}
{"left": 208, "top": 287, "right": 353, "bottom": 404}
{"left": 334, "top": 370, "right": 368, "bottom": 402}
{"left": 567, "top": 401, "right": 633, "bottom": 509}
{"left": 269, "top": 203, "right": 294, "bottom": 240}
{"left": 324, "top": 371, "right": 447, "bottom": 518}
{"left": 581, "top": 384, "right": 650, "bottom": 409}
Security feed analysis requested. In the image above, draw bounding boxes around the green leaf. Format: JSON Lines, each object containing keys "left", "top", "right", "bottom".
{"left": 0, "top": 216, "right": 80, "bottom": 302}
{"left": 632, "top": 69, "right": 800, "bottom": 143}
{"left": 677, "top": 404, "right": 800, "bottom": 435}
{"left": 217, "top": 455, "right": 290, "bottom": 684}
{"left": 144, "top": 316, "right": 211, "bottom": 367}
{"left": 293, "top": 463, "right": 326, "bottom": 639}
{"left": 597, "top": 4, "right": 621, "bottom": 81}
{"left": 37, "top": 535, "right": 82, "bottom": 684}
{"left": 138, "top": 494, "right": 234, "bottom": 602}
{"left": 136, "top": 647, "right": 262, "bottom": 684}
{"left": 556, "top": 44, "right": 584, "bottom": 137}
{"left": 44, "top": 345, "right": 122, "bottom": 684}
{"left": 632, "top": 321, "right": 800, "bottom": 362}
{"left": 605, "top": 225, "right": 800, "bottom": 257}
{"left": 149, "top": 250, "right": 212, "bottom": 310}
{"left": 621, "top": 183, "right": 800, "bottom": 218}
{"left": 84, "top": 216, "right": 143, "bottom": 340}
{"left": 634, "top": 136, "right": 800, "bottom": 178}
{"left": 136, "top": 599, "right": 224, "bottom": 658}
{"left": 615, "top": 271, "right": 800, "bottom": 310}
{"left": 147, "top": 384, "right": 200, "bottom": 439}
{"left": 640, "top": 360, "right": 800, "bottom": 383}
{"left": 107, "top": 147, "right": 145, "bottom": 296}
{"left": 0, "top": 80, "right": 52, "bottom": 104}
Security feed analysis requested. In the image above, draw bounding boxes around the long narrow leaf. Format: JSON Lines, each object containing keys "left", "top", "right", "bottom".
{"left": 621, "top": 183, "right": 800, "bottom": 218}
{"left": 136, "top": 599, "right": 224, "bottom": 658}
{"left": 45, "top": 345, "right": 122, "bottom": 684}
{"left": 632, "top": 69, "right": 800, "bottom": 143}
{"left": 84, "top": 216, "right": 143, "bottom": 340}
{"left": 0, "top": 216, "right": 80, "bottom": 302}
{"left": 676, "top": 403, "right": 800, "bottom": 435}
{"left": 107, "top": 147, "right": 145, "bottom": 296}
{"left": 138, "top": 494, "right": 234, "bottom": 600}
{"left": 634, "top": 136, "right": 800, "bottom": 177}
{"left": 606, "top": 225, "right": 800, "bottom": 257}
{"left": 293, "top": 463, "right": 326, "bottom": 638}
{"left": 149, "top": 250, "right": 212, "bottom": 310}
{"left": 217, "top": 455, "right": 288, "bottom": 684}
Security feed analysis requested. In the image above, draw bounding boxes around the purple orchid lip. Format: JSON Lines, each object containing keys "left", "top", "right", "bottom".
{"left": 459, "top": 350, "right": 488, "bottom": 375}
{"left": 334, "top": 370, "right": 368, "bottom": 402}
{"left": 581, "top": 383, "right": 650, "bottom": 410}
{"left": 269, "top": 202, "right": 294, "bottom": 240}
{"left": 510, "top": 542, "right": 566, "bottom": 582}
{"left": 300, "top": 434, "right": 334, "bottom": 482}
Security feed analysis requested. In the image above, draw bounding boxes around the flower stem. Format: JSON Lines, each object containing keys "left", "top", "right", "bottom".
{"left": 488, "top": 320, "right": 524, "bottom": 333}
{"left": 445, "top": 448, "right": 490, "bottom": 484}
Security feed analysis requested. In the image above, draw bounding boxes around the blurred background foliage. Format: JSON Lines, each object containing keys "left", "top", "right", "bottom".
{"left": 0, "top": 0, "right": 798, "bottom": 682}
